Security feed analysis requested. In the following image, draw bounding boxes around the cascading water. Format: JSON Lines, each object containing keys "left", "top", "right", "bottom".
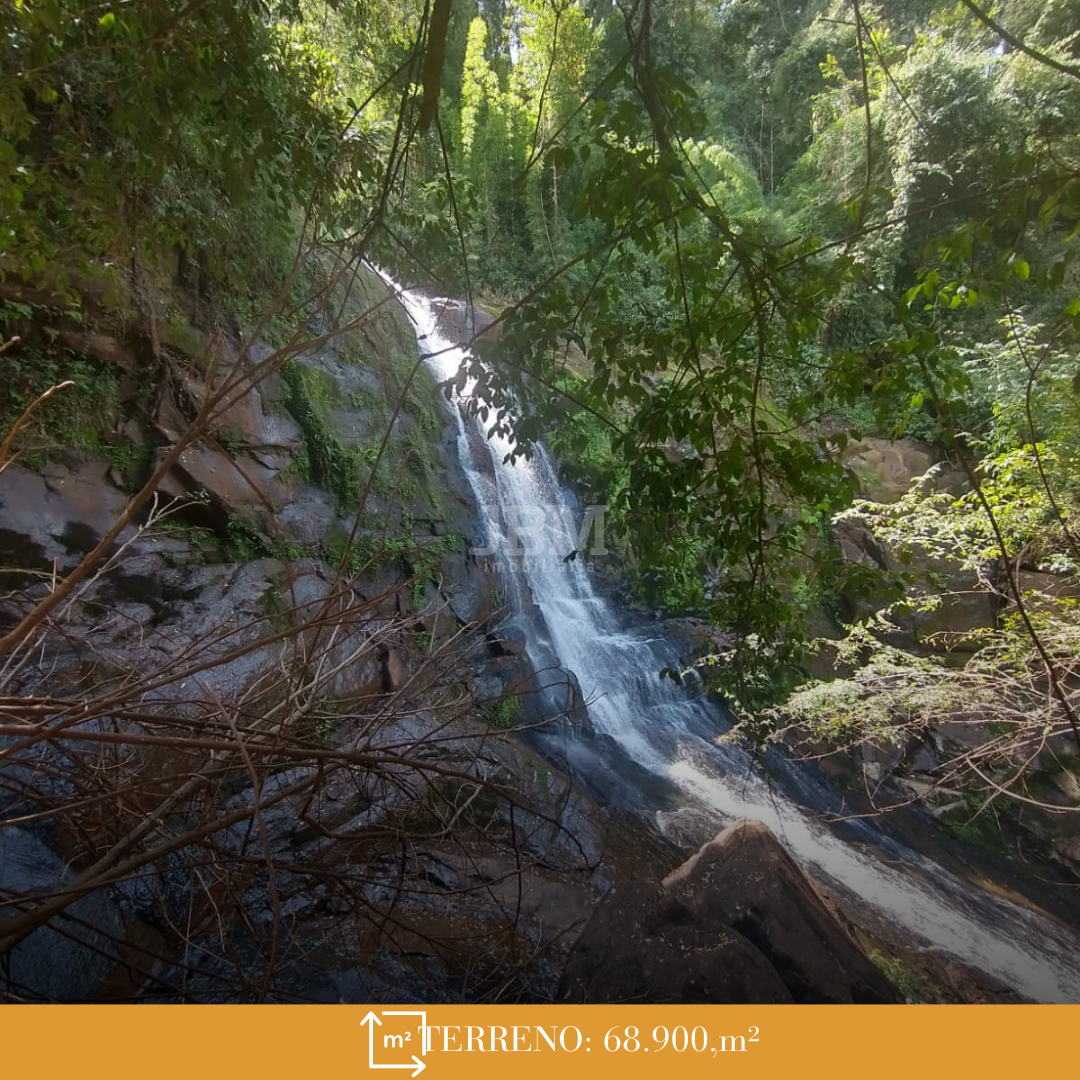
{"left": 382, "top": 271, "right": 1080, "bottom": 1003}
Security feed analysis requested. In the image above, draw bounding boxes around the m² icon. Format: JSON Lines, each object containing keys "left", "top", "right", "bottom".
{"left": 361, "top": 1010, "right": 428, "bottom": 1077}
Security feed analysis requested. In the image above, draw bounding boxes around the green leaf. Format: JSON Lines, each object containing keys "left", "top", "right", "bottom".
{"left": 1013, "top": 258, "right": 1030, "bottom": 281}
{"left": 99, "top": 12, "right": 116, "bottom": 27}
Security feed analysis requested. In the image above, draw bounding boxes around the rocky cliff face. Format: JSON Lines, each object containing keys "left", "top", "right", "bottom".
{"left": 0, "top": 260, "right": 583, "bottom": 1001}
{"left": 0, "top": 260, "right": 521, "bottom": 701}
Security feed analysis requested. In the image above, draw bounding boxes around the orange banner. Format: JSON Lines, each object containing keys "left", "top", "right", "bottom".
{"left": 4, "top": 1005, "right": 1072, "bottom": 1080}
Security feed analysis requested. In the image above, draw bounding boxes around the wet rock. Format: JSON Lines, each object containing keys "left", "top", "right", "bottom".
{"left": 561, "top": 820, "right": 899, "bottom": 1004}
{"left": 430, "top": 297, "right": 501, "bottom": 345}
{"left": 505, "top": 661, "right": 593, "bottom": 732}
{"left": 561, "top": 667, "right": 592, "bottom": 732}
{"left": 470, "top": 674, "right": 504, "bottom": 704}
{"left": 662, "top": 819, "right": 899, "bottom": 1003}
{"left": 271, "top": 486, "right": 336, "bottom": 547}
{"left": 909, "top": 739, "right": 941, "bottom": 775}
{"left": 488, "top": 654, "right": 520, "bottom": 675}
{"left": 0, "top": 828, "right": 128, "bottom": 1002}
{"left": 443, "top": 551, "right": 500, "bottom": 628}
{"left": 488, "top": 621, "right": 527, "bottom": 656}
{"left": 859, "top": 740, "right": 908, "bottom": 784}
{"left": 0, "top": 461, "right": 133, "bottom": 575}
{"left": 559, "top": 880, "right": 793, "bottom": 1004}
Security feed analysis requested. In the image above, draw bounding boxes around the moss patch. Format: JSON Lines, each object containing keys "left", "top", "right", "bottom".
{"left": 279, "top": 359, "right": 362, "bottom": 506}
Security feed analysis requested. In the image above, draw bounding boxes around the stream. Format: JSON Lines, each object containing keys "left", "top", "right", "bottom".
{"left": 384, "top": 274, "right": 1080, "bottom": 1004}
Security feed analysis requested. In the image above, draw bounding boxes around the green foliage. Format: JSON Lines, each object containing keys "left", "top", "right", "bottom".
{"left": 325, "top": 521, "right": 461, "bottom": 578}
{"left": 101, "top": 440, "right": 152, "bottom": 482}
{"left": 279, "top": 352, "right": 441, "bottom": 513}
{"left": 223, "top": 513, "right": 269, "bottom": 564}
{"left": 410, "top": 575, "right": 427, "bottom": 610}
{"left": 2, "top": 0, "right": 409, "bottom": 317}
{"left": 0, "top": 328, "right": 122, "bottom": 459}
{"left": 766, "top": 623, "right": 959, "bottom": 746}
{"left": 221, "top": 512, "right": 307, "bottom": 564}
{"left": 868, "top": 949, "right": 930, "bottom": 1003}
{"left": 545, "top": 377, "right": 627, "bottom": 499}
{"left": 280, "top": 360, "right": 363, "bottom": 507}
{"left": 845, "top": 434, "right": 1080, "bottom": 582}
{"left": 420, "top": 0, "right": 1080, "bottom": 745}
{"left": 940, "top": 792, "right": 1008, "bottom": 855}
{"left": 770, "top": 596, "right": 1080, "bottom": 823}
{"left": 491, "top": 693, "right": 521, "bottom": 729}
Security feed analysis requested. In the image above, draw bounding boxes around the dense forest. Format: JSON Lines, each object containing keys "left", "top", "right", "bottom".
{"left": 9, "top": 0, "right": 1080, "bottom": 728}
{"left": 4, "top": 0, "right": 1080, "bottom": 1001}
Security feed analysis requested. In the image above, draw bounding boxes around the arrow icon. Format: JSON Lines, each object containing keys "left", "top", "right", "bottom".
{"left": 361, "top": 1010, "right": 427, "bottom": 1076}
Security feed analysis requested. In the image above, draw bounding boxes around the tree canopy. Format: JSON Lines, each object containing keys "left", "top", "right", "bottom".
{"left": 5, "top": 0, "right": 1080, "bottom": 725}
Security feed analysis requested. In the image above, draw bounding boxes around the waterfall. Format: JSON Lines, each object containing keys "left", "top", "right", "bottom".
{"left": 381, "top": 271, "right": 1080, "bottom": 1004}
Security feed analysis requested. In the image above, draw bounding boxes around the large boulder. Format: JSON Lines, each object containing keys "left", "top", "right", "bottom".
{"left": 833, "top": 520, "right": 999, "bottom": 652}
{"left": 559, "top": 819, "right": 898, "bottom": 1004}
{"left": 1009, "top": 570, "right": 1080, "bottom": 616}
{"left": 0, "top": 828, "right": 128, "bottom": 1002}
{"left": 430, "top": 297, "right": 501, "bottom": 346}
{"left": 832, "top": 440, "right": 996, "bottom": 651}
{"left": 892, "top": 545, "right": 1000, "bottom": 649}
{"left": 662, "top": 819, "right": 898, "bottom": 1003}
{"left": 0, "top": 460, "right": 134, "bottom": 578}
{"left": 559, "top": 880, "right": 793, "bottom": 1004}
{"left": 840, "top": 438, "right": 965, "bottom": 504}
